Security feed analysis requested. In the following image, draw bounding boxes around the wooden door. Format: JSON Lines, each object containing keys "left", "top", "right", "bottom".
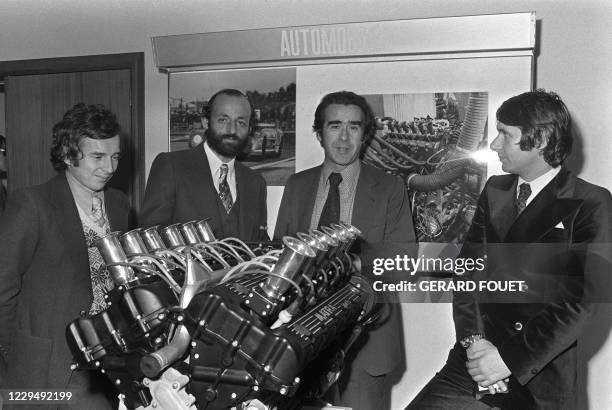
{"left": 5, "top": 69, "right": 132, "bottom": 195}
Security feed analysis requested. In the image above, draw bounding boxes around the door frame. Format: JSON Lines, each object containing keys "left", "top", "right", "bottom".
{"left": 0, "top": 52, "right": 145, "bottom": 215}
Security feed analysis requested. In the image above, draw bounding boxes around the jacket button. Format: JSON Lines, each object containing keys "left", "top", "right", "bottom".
{"left": 531, "top": 368, "right": 538, "bottom": 375}
{"left": 79, "top": 310, "right": 87, "bottom": 318}
{"left": 514, "top": 322, "right": 523, "bottom": 331}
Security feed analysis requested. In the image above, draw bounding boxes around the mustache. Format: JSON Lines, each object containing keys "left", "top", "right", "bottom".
{"left": 215, "top": 134, "right": 241, "bottom": 141}
{"left": 217, "top": 133, "right": 241, "bottom": 141}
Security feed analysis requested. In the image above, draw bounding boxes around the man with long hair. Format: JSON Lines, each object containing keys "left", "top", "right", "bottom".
{"left": 0, "top": 103, "right": 130, "bottom": 408}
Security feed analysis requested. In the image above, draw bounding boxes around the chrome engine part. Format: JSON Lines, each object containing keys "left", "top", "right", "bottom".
{"left": 66, "top": 220, "right": 374, "bottom": 409}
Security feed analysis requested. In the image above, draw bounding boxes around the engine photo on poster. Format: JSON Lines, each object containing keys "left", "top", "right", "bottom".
{"left": 361, "top": 92, "right": 488, "bottom": 244}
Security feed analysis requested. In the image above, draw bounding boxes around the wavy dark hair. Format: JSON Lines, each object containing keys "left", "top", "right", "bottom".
{"left": 313, "top": 91, "right": 376, "bottom": 145}
{"left": 496, "top": 89, "right": 572, "bottom": 167}
{"left": 50, "top": 103, "right": 121, "bottom": 171}
{"left": 202, "top": 89, "right": 256, "bottom": 136}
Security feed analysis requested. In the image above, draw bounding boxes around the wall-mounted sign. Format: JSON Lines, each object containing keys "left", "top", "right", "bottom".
{"left": 152, "top": 13, "right": 535, "bottom": 71}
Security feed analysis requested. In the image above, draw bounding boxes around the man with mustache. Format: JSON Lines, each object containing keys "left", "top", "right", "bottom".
{"left": 141, "top": 89, "right": 268, "bottom": 240}
{"left": 275, "top": 91, "right": 416, "bottom": 410}
{"left": 0, "top": 103, "right": 130, "bottom": 408}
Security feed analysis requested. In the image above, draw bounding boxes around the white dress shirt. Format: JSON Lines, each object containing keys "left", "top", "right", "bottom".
{"left": 310, "top": 160, "right": 361, "bottom": 229}
{"left": 517, "top": 166, "right": 561, "bottom": 208}
{"left": 204, "top": 141, "right": 237, "bottom": 200}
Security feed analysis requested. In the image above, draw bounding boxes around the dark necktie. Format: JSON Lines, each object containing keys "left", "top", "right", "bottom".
{"left": 318, "top": 172, "right": 342, "bottom": 228}
{"left": 218, "top": 163, "right": 233, "bottom": 213}
{"left": 515, "top": 182, "right": 531, "bottom": 216}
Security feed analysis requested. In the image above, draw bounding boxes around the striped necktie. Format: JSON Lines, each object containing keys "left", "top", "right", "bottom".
{"left": 218, "top": 163, "right": 233, "bottom": 213}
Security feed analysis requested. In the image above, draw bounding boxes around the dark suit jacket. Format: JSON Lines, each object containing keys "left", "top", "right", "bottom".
{"left": 140, "top": 144, "right": 268, "bottom": 241}
{"left": 0, "top": 174, "right": 129, "bottom": 396}
{"left": 275, "top": 162, "right": 416, "bottom": 376}
{"left": 453, "top": 168, "right": 612, "bottom": 409}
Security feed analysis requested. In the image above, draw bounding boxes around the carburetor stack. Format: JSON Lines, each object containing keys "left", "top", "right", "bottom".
{"left": 65, "top": 219, "right": 375, "bottom": 409}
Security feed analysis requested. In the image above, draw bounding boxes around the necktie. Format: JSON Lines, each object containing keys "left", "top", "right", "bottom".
{"left": 515, "top": 182, "right": 531, "bottom": 216}
{"left": 91, "top": 195, "right": 106, "bottom": 228}
{"left": 218, "top": 163, "right": 233, "bottom": 213}
{"left": 318, "top": 172, "right": 342, "bottom": 228}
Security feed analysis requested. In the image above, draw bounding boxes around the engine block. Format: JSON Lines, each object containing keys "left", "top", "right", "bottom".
{"left": 66, "top": 220, "right": 374, "bottom": 409}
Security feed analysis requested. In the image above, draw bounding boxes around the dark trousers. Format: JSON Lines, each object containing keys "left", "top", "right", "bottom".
{"left": 326, "top": 367, "right": 390, "bottom": 410}
{"left": 407, "top": 344, "right": 534, "bottom": 410}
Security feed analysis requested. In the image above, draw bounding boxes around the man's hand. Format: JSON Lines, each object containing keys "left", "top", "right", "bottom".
{"left": 466, "top": 339, "right": 511, "bottom": 389}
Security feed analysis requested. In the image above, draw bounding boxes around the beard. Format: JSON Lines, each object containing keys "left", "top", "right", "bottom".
{"left": 206, "top": 128, "right": 249, "bottom": 158}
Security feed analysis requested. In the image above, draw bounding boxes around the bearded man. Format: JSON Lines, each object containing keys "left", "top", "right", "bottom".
{"left": 141, "top": 89, "right": 268, "bottom": 240}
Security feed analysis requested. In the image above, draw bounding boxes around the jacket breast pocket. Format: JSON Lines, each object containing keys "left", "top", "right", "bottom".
{"left": 544, "top": 227, "right": 568, "bottom": 242}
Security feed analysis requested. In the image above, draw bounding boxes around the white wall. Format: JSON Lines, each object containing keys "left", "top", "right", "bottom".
{"left": 1, "top": 1, "right": 610, "bottom": 408}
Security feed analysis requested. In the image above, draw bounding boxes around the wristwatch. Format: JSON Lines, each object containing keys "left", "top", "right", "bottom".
{"left": 460, "top": 334, "right": 483, "bottom": 349}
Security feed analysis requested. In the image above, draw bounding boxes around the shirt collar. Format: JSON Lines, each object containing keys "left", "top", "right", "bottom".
{"left": 204, "top": 140, "right": 235, "bottom": 178}
{"left": 65, "top": 170, "right": 104, "bottom": 211}
{"left": 321, "top": 159, "right": 361, "bottom": 186}
{"left": 517, "top": 166, "right": 561, "bottom": 199}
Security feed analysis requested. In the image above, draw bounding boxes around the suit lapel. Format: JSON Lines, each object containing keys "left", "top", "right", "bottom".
{"left": 351, "top": 164, "right": 378, "bottom": 231}
{"left": 235, "top": 162, "right": 256, "bottom": 238}
{"left": 488, "top": 176, "right": 517, "bottom": 241}
{"left": 105, "top": 190, "right": 124, "bottom": 231}
{"left": 194, "top": 146, "right": 224, "bottom": 228}
{"left": 48, "top": 174, "right": 92, "bottom": 301}
{"left": 506, "top": 168, "right": 581, "bottom": 242}
{"left": 297, "top": 167, "right": 321, "bottom": 232}
{"left": 193, "top": 145, "right": 218, "bottom": 201}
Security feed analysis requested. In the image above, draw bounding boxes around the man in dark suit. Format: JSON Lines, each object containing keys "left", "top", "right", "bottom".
{"left": 408, "top": 90, "right": 612, "bottom": 409}
{"left": 141, "top": 89, "right": 268, "bottom": 241}
{"left": 275, "top": 91, "right": 416, "bottom": 410}
{"left": 0, "top": 103, "right": 130, "bottom": 408}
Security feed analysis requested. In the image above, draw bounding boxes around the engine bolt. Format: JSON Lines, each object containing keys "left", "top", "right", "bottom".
{"left": 280, "top": 387, "right": 288, "bottom": 395}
